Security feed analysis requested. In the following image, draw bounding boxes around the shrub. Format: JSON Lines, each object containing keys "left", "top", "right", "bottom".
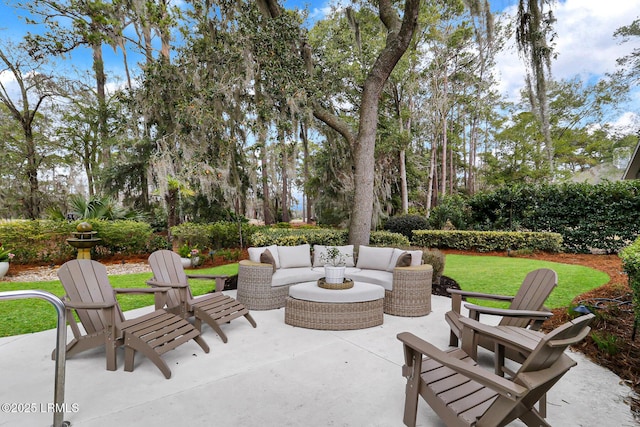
{"left": 412, "top": 230, "right": 563, "bottom": 252}
{"left": 91, "top": 219, "right": 153, "bottom": 256}
{"left": 620, "top": 238, "right": 640, "bottom": 333}
{"left": 421, "top": 248, "right": 445, "bottom": 284}
{"left": 429, "top": 195, "right": 471, "bottom": 230}
{"left": 384, "top": 215, "right": 429, "bottom": 240}
{"left": 369, "top": 230, "right": 410, "bottom": 247}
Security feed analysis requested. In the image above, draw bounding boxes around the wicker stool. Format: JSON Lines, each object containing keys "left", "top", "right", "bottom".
{"left": 285, "top": 281, "right": 384, "bottom": 330}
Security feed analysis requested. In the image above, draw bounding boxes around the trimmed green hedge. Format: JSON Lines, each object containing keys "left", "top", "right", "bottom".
{"left": 248, "top": 228, "right": 410, "bottom": 248}
{"left": 412, "top": 230, "right": 563, "bottom": 252}
{"left": 170, "top": 221, "right": 258, "bottom": 250}
{"left": 0, "top": 219, "right": 161, "bottom": 264}
{"left": 620, "top": 239, "right": 640, "bottom": 329}
{"left": 469, "top": 181, "right": 640, "bottom": 253}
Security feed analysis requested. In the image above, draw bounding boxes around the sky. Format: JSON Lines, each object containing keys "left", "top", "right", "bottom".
{"left": 1, "top": 0, "right": 639, "bottom": 129}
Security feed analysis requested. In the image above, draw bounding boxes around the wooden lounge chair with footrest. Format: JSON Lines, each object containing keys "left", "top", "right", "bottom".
{"left": 57, "top": 259, "right": 209, "bottom": 379}
{"left": 147, "top": 250, "right": 256, "bottom": 343}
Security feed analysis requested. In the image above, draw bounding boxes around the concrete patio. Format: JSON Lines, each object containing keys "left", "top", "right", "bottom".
{"left": 0, "top": 291, "right": 636, "bottom": 426}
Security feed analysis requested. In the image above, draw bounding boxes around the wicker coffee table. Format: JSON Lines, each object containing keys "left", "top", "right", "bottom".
{"left": 284, "top": 281, "right": 385, "bottom": 330}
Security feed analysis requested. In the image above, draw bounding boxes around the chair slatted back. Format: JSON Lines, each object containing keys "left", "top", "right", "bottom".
{"left": 58, "top": 260, "right": 125, "bottom": 334}
{"left": 518, "top": 313, "right": 594, "bottom": 375}
{"left": 500, "top": 268, "right": 557, "bottom": 328}
{"left": 148, "top": 250, "right": 195, "bottom": 307}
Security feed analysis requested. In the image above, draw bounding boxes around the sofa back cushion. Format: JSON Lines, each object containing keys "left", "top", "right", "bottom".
{"left": 312, "top": 245, "right": 356, "bottom": 267}
{"left": 356, "top": 246, "right": 394, "bottom": 271}
{"left": 248, "top": 245, "right": 281, "bottom": 269}
{"left": 386, "top": 248, "right": 423, "bottom": 271}
{"left": 278, "top": 244, "right": 312, "bottom": 269}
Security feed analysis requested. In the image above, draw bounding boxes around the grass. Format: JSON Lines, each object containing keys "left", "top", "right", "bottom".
{"left": 0, "top": 254, "right": 609, "bottom": 337}
{"left": 0, "top": 264, "right": 238, "bottom": 337}
{"left": 443, "top": 254, "right": 609, "bottom": 309}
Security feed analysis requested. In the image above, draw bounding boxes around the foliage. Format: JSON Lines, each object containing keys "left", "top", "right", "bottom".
{"left": 0, "top": 219, "right": 159, "bottom": 264}
{"left": 216, "top": 248, "right": 243, "bottom": 261}
{"left": 468, "top": 181, "right": 640, "bottom": 253}
{"left": 0, "top": 246, "right": 15, "bottom": 262}
{"left": 420, "top": 248, "right": 445, "bottom": 284}
{"left": 619, "top": 238, "right": 640, "bottom": 334}
{"left": 48, "top": 194, "right": 147, "bottom": 221}
{"left": 428, "top": 195, "right": 472, "bottom": 230}
{"left": 249, "top": 228, "right": 349, "bottom": 247}
{"left": 171, "top": 221, "right": 258, "bottom": 250}
{"left": 590, "top": 331, "right": 620, "bottom": 356}
{"left": 320, "top": 247, "right": 346, "bottom": 267}
{"left": 384, "top": 215, "right": 430, "bottom": 240}
{"left": 369, "top": 231, "right": 410, "bottom": 247}
{"left": 412, "top": 230, "right": 563, "bottom": 252}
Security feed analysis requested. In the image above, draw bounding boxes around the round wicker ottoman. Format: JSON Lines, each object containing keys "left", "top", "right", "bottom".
{"left": 285, "top": 281, "right": 385, "bottom": 330}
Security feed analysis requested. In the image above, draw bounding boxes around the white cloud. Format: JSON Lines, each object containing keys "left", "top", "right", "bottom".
{"left": 495, "top": 0, "right": 640, "bottom": 103}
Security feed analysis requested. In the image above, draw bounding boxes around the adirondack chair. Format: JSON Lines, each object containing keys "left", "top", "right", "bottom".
{"left": 398, "top": 313, "right": 594, "bottom": 427}
{"left": 147, "top": 250, "right": 256, "bottom": 343}
{"left": 57, "top": 259, "right": 210, "bottom": 379}
{"left": 445, "top": 268, "right": 557, "bottom": 348}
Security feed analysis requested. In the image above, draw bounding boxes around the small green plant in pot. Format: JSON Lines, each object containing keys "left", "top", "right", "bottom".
{"left": 321, "top": 247, "right": 346, "bottom": 284}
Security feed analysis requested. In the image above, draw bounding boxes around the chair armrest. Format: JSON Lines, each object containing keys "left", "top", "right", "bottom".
{"left": 397, "top": 332, "right": 527, "bottom": 399}
{"left": 459, "top": 317, "right": 542, "bottom": 349}
{"left": 146, "top": 279, "right": 188, "bottom": 288}
{"left": 464, "top": 303, "right": 553, "bottom": 321}
{"left": 64, "top": 300, "right": 116, "bottom": 310}
{"left": 447, "top": 288, "right": 515, "bottom": 302}
{"left": 114, "top": 288, "right": 169, "bottom": 294}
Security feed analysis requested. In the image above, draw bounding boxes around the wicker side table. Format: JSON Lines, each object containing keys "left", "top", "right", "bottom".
{"left": 285, "top": 281, "right": 384, "bottom": 330}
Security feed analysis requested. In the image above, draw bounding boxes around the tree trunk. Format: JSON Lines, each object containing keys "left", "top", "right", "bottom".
{"left": 347, "top": 0, "right": 421, "bottom": 247}
{"left": 426, "top": 145, "right": 436, "bottom": 218}
{"left": 400, "top": 149, "right": 408, "bottom": 214}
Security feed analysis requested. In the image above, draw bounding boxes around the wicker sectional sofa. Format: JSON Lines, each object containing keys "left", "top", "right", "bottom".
{"left": 236, "top": 244, "right": 433, "bottom": 316}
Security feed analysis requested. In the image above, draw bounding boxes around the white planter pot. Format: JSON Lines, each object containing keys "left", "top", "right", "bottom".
{"left": 324, "top": 265, "right": 346, "bottom": 284}
{"left": 180, "top": 258, "right": 191, "bottom": 269}
{"left": 0, "top": 262, "right": 9, "bottom": 279}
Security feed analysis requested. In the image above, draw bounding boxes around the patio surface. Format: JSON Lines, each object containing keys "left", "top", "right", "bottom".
{"left": 0, "top": 291, "right": 636, "bottom": 427}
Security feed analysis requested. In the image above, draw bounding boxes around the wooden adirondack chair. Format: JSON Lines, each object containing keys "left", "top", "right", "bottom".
{"left": 398, "top": 313, "right": 594, "bottom": 427}
{"left": 57, "top": 259, "right": 210, "bottom": 379}
{"left": 445, "top": 268, "right": 557, "bottom": 348}
{"left": 147, "top": 250, "right": 256, "bottom": 343}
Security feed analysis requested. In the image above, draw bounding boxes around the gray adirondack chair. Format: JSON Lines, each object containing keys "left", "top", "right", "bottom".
{"left": 398, "top": 313, "right": 594, "bottom": 427}
{"left": 445, "top": 268, "right": 557, "bottom": 348}
{"left": 147, "top": 250, "right": 256, "bottom": 343}
{"left": 57, "top": 259, "right": 210, "bottom": 379}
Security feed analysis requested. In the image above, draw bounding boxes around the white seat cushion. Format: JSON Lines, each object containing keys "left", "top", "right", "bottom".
{"left": 346, "top": 269, "right": 394, "bottom": 291}
{"left": 272, "top": 268, "right": 323, "bottom": 287}
{"left": 288, "top": 281, "right": 385, "bottom": 303}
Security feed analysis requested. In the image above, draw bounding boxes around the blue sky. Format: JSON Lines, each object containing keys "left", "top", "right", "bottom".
{"left": 1, "top": 0, "right": 639, "bottom": 131}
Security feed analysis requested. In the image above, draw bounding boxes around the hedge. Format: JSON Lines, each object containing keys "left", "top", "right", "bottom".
{"left": 248, "top": 228, "right": 410, "bottom": 248}
{"left": 412, "top": 230, "right": 563, "bottom": 253}
{"left": 171, "top": 221, "right": 259, "bottom": 250}
{"left": 469, "top": 181, "right": 640, "bottom": 253}
{"left": 0, "top": 219, "right": 163, "bottom": 264}
{"left": 620, "top": 238, "right": 640, "bottom": 331}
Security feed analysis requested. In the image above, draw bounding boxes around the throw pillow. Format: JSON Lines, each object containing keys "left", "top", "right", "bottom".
{"left": 248, "top": 244, "right": 280, "bottom": 269}
{"left": 260, "top": 248, "right": 277, "bottom": 273}
{"left": 396, "top": 252, "right": 412, "bottom": 267}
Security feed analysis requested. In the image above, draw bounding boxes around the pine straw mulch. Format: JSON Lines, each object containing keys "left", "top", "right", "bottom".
{"left": 439, "top": 249, "right": 640, "bottom": 417}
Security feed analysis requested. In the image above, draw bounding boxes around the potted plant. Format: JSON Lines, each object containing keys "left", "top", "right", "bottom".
{"left": 178, "top": 244, "right": 203, "bottom": 268}
{"left": 0, "top": 245, "right": 15, "bottom": 279}
{"left": 321, "top": 246, "right": 346, "bottom": 284}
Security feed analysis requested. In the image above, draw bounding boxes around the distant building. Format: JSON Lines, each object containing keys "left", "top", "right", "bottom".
{"left": 623, "top": 142, "right": 640, "bottom": 180}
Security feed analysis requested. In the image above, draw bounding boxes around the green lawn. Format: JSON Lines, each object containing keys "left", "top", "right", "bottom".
{"left": 444, "top": 254, "right": 609, "bottom": 309}
{"left": 0, "top": 264, "right": 238, "bottom": 337}
{"left": 0, "top": 255, "right": 609, "bottom": 337}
